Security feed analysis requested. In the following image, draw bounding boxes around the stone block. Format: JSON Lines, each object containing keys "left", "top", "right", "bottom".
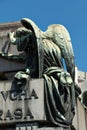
{"left": 0, "top": 56, "right": 25, "bottom": 72}
{"left": 0, "top": 79, "right": 46, "bottom": 125}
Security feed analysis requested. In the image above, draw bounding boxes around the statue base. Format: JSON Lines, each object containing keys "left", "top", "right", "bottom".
{"left": 16, "top": 122, "right": 71, "bottom": 130}
{"left": 0, "top": 79, "right": 71, "bottom": 130}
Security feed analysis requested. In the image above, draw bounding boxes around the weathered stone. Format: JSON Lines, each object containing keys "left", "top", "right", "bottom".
{"left": 0, "top": 56, "right": 25, "bottom": 73}
{"left": 0, "top": 79, "right": 46, "bottom": 125}
{"left": 0, "top": 21, "right": 25, "bottom": 73}
{"left": 16, "top": 123, "right": 70, "bottom": 130}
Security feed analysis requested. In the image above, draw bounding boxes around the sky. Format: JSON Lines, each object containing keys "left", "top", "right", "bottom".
{"left": 0, "top": 0, "right": 87, "bottom": 72}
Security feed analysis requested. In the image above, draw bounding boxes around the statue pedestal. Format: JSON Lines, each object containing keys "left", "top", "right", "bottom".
{"left": 0, "top": 79, "right": 46, "bottom": 125}
{"left": 16, "top": 123, "right": 70, "bottom": 130}
{"left": 0, "top": 79, "right": 71, "bottom": 130}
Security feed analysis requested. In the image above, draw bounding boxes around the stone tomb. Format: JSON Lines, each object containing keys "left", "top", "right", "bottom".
{"left": 0, "top": 79, "right": 46, "bottom": 125}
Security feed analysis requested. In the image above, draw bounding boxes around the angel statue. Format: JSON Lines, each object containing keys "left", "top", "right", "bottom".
{"left": 8, "top": 18, "right": 79, "bottom": 129}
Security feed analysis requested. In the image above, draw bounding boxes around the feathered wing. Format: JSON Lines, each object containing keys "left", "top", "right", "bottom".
{"left": 21, "top": 18, "right": 75, "bottom": 81}
{"left": 45, "top": 24, "right": 75, "bottom": 81}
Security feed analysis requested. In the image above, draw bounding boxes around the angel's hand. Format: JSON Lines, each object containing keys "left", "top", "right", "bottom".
{"left": 8, "top": 32, "right": 16, "bottom": 44}
{"left": 8, "top": 32, "right": 15, "bottom": 38}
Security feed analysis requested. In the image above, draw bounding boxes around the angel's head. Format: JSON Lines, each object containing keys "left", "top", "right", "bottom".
{"left": 15, "top": 27, "right": 32, "bottom": 37}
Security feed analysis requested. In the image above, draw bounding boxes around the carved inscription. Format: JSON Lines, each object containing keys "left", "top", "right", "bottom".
{"left": 0, "top": 89, "right": 38, "bottom": 121}
{"left": 1, "top": 89, "right": 38, "bottom": 102}
{"left": 0, "top": 79, "right": 45, "bottom": 124}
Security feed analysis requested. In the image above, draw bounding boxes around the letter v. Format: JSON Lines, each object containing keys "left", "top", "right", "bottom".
{"left": 1, "top": 91, "right": 8, "bottom": 101}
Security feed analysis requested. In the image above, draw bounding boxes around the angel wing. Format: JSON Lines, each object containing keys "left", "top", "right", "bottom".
{"left": 20, "top": 18, "right": 75, "bottom": 81}
{"left": 44, "top": 24, "right": 75, "bottom": 81}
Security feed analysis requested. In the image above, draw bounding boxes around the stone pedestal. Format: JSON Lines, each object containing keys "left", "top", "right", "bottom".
{"left": 0, "top": 79, "right": 46, "bottom": 125}
{"left": 0, "top": 79, "right": 71, "bottom": 130}
{"left": 16, "top": 123, "right": 70, "bottom": 130}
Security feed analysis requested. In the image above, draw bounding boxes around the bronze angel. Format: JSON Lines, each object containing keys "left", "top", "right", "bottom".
{"left": 8, "top": 18, "right": 78, "bottom": 129}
